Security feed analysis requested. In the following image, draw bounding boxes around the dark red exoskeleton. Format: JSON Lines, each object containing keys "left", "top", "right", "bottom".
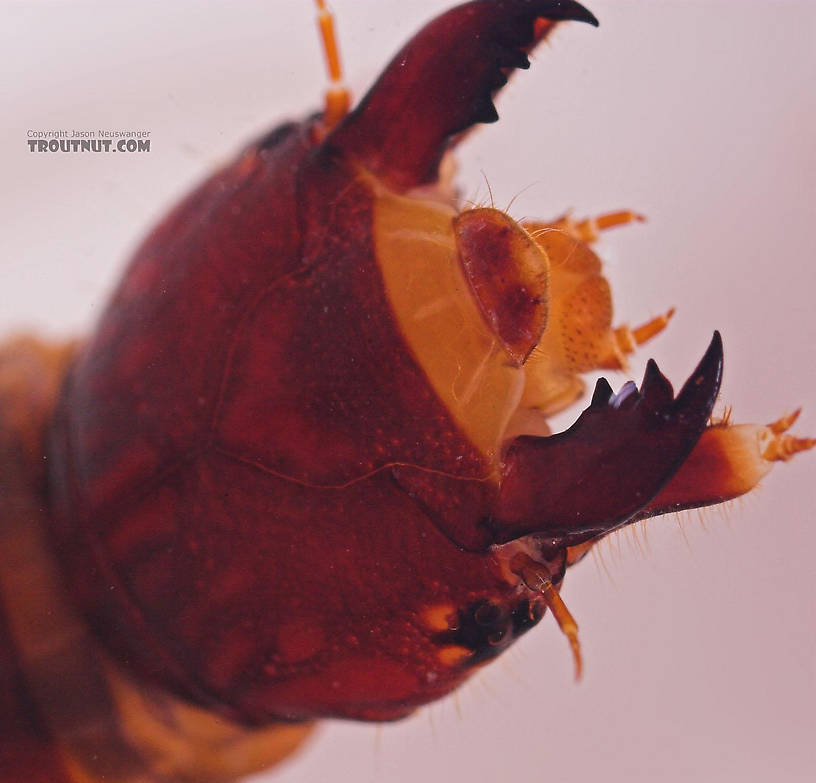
{"left": 0, "top": 1, "right": 811, "bottom": 781}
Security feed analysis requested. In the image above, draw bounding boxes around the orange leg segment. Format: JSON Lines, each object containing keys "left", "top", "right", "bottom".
{"left": 314, "top": 0, "right": 351, "bottom": 133}
{"left": 550, "top": 209, "right": 646, "bottom": 243}
{"left": 607, "top": 307, "right": 676, "bottom": 370}
{"left": 511, "top": 554, "right": 583, "bottom": 681}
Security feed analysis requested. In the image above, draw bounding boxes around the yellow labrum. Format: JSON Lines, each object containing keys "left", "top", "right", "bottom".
{"left": 373, "top": 194, "right": 664, "bottom": 459}
{"left": 374, "top": 192, "right": 536, "bottom": 463}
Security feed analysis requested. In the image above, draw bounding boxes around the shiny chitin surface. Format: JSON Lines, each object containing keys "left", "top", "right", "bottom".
{"left": 1, "top": 1, "right": 811, "bottom": 781}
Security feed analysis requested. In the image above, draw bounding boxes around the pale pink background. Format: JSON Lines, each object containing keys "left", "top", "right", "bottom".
{"left": 2, "top": 1, "right": 815, "bottom": 781}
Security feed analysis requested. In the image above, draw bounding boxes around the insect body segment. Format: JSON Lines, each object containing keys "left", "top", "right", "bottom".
{"left": 1, "top": 2, "right": 813, "bottom": 781}
{"left": 43, "top": 0, "right": 814, "bottom": 727}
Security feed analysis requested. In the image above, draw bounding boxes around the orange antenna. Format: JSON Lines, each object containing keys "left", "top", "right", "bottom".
{"left": 512, "top": 553, "right": 583, "bottom": 681}
{"left": 314, "top": 0, "right": 351, "bottom": 132}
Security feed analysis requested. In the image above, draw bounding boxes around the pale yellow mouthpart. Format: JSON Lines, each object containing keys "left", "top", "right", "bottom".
{"left": 373, "top": 190, "right": 527, "bottom": 464}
